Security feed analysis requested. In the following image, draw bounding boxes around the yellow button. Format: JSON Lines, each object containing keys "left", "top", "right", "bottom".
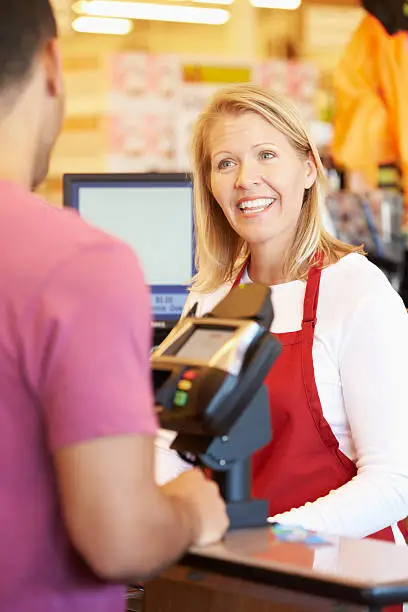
{"left": 178, "top": 380, "right": 192, "bottom": 391}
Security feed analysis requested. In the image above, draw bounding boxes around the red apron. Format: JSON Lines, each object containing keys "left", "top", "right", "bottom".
{"left": 232, "top": 259, "right": 407, "bottom": 611}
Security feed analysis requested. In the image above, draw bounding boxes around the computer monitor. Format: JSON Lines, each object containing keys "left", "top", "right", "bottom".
{"left": 63, "top": 173, "right": 195, "bottom": 336}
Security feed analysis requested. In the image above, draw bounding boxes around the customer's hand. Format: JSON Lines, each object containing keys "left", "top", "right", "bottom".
{"left": 162, "top": 469, "right": 229, "bottom": 547}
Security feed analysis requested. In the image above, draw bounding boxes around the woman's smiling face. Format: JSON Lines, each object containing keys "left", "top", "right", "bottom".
{"left": 209, "top": 111, "right": 317, "bottom": 248}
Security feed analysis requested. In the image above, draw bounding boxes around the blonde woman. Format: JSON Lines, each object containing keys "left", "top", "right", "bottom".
{"left": 156, "top": 84, "right": 408, "bottom": 546}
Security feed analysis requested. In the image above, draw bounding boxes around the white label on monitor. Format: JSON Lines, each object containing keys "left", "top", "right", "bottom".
{"left": 153, "top": 292, "right": 188, "bottom": 315}
{"left": 78, "top": 185, "right": 193, "bottom": 286}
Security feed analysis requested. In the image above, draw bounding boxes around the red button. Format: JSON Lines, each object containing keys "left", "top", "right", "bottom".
{"left": 183, "top": 370, "right": 198, "bottom": 381}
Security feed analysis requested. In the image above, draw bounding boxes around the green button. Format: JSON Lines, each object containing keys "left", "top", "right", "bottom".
{"left": 174, "top": 390, "right": 188, "bottom": 407}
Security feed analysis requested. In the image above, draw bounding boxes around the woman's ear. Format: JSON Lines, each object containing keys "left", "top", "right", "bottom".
{"left": 304, "top": 154, "right": 318, "bottom": 189}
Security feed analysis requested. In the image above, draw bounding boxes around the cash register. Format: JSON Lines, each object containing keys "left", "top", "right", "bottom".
{"left": 151, "top": 282, "right": 281, "bottom": 529}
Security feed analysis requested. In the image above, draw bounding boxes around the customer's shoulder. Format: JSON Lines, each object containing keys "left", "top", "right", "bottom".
{"left": 0, "top": 182, "right": 138, "bottom": 290}
{"left": 16, "top": 183, "right": 126, "bottom": 248}
{"left": 0, "top": 181, "right": 108, "bottom": 243}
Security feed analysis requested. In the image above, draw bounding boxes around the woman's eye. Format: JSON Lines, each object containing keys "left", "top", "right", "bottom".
{"left": 259, "top": 151, "right": 276, "bottom": 160}
{"left": 217, "top": 159, "right": 234, "bottom": 170}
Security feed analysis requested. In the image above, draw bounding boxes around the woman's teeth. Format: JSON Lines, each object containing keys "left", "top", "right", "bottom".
{"left": 238, "top": 198, "right": 276, "bottom": 213}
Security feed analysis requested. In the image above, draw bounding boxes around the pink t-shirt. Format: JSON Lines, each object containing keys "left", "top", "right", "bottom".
{"left": 0, "top": 181, "right": 157, "bottom": 611}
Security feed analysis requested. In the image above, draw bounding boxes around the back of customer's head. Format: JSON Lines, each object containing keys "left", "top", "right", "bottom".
{"left": 0, "top": 0, "right": 64, "bottom": 189}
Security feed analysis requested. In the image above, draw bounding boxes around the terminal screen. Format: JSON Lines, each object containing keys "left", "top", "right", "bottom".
{"left": 176, "top": 328, "right": 235, "bottom": 361}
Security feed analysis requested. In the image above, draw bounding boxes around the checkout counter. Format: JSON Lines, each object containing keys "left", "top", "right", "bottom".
{"left": 143, "top": 528, "right": 408, "bottom": 612}
{"left": 144, "top": 282, "right": 408, "bottom": 612}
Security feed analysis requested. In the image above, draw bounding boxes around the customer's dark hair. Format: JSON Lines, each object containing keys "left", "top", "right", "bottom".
{"left": 0, "top": 0, "right": 57, "bottom": 95}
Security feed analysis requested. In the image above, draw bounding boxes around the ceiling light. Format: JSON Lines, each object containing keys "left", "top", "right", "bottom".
{"left": 249, "top": 0, "right": 301, "bottom": 8}
{"left": 192, "top": 0, "right": 233, "bottom": 5}
{"left": 73, "top": 1, "right": 230, "bottom": 24}
{"left": 157, "top": 0, "right": 234, "bottom": 4}
{"left": 72, "top": 15, "right": 133, "bottom": 34}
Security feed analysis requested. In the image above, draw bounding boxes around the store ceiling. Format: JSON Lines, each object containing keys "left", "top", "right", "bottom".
{"left": 52, "top": 0, "right": 361, "bottom": 15}
{"left": 51, "top": 0, "right": 361, "bottom": 34}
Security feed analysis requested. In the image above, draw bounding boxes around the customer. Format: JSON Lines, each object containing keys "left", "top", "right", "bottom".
{"left": 0, "top": 2, "right": 228, "bottom": 611}
{"left": 158, "top": 84, "right": 408, "bottom": 544}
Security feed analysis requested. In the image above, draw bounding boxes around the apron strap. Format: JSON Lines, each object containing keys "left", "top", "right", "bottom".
{"left": 302, "top": 251, "right": 324, "bottom": 327}
{"left": 231, "top": 261, "right": 248, "bottom": 289}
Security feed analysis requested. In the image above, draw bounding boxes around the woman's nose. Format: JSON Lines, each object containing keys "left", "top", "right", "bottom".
{"left": 235, "top": 162, "right": 262, "bottom": 190}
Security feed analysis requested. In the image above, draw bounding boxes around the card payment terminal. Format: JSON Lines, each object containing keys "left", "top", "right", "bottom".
{"left": 151, "top": 283, "right": 281, "bottom": 528}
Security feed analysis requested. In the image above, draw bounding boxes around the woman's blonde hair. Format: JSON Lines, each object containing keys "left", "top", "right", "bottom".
{"left": 191, "top": 84, "right": 363, "bottom": 293}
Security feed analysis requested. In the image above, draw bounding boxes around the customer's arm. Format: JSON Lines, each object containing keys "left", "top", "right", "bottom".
{"left": 22, "top": 239, "right": 227, "bottom": 582}
{"left": 56, "top": 435, "right": 214, "bottom": 582}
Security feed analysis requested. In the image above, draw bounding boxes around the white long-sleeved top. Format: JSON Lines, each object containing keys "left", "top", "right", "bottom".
{"left": 155, "top": 253, "right": 408, "bottom": 540}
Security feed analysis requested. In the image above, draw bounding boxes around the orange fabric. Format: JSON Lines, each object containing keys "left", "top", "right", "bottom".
{"left": 332, "top": 14, "right": 408, "bottom": 208}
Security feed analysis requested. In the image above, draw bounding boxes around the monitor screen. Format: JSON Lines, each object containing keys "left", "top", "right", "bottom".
{"left": 63, "top": 174, "right": 194, "bottom": 323}
{"left": 175, "top": 328, "right": 235, "bottom": 361}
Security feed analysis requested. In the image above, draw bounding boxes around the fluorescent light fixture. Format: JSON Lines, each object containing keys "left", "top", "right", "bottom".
{"left": 72, "top": 15, "right": 133, "bottom": 33}
{"left": 73, "top": 1, "right": 230, "bottom": 24}
{"left": 249, "top": 0, "right": 300, "bottom": 8}
{"left": 192, "top": 0, "right": 233, "bottom": 5}
{"left": 162, "top": 0, "right": 234, "bottom": 4}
